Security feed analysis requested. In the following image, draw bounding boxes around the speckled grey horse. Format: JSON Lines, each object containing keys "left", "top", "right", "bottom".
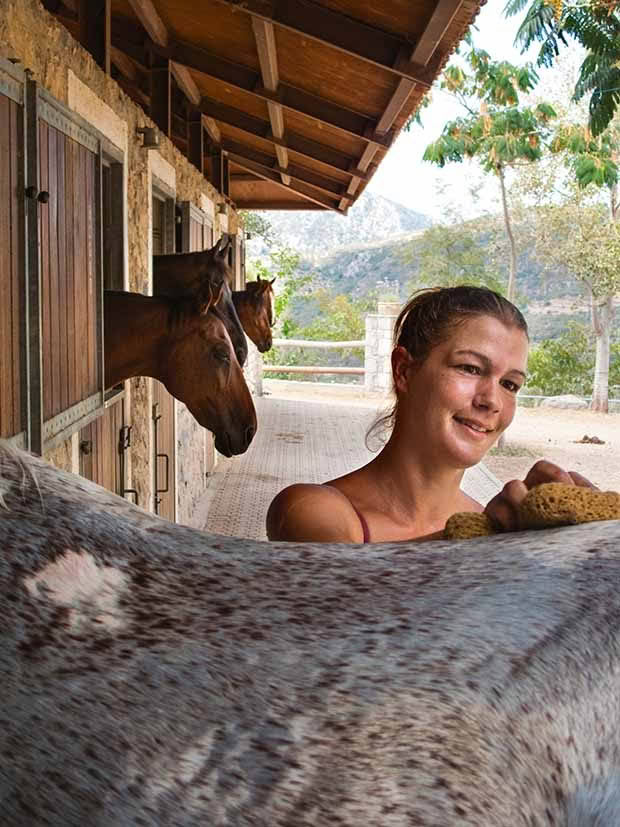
{"left": 1, "top": 443, "right": 620, "bottom": 826}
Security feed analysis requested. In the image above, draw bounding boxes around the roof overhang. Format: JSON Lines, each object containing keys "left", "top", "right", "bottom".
{"left": 46, "top": 0, "right": 484, "bottom": 212}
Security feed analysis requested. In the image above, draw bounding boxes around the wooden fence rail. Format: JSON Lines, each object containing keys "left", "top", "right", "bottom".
{"left": 265, "top": 338, "right": 365, "bottom": 377}
{"left": 271, "top": 338, "right": 364, "bottom": 349}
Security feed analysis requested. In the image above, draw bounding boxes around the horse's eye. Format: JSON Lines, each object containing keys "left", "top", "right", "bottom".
{"left": 214, "top": 348, "right": 231, "bottom": 363}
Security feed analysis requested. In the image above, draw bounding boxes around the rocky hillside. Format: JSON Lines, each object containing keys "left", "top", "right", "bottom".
{"left": 249, "top": 190, "right": 430, "bottom": 261}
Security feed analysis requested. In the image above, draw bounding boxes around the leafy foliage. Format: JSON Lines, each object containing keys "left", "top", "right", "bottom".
{"left": 526, "top": 322, "right": 596, "bottom": 394}
{"left": 423, "top": 45, "right": 558, "bottom": 300}
{"left": 238, "top": 211, "right": 276, "bottom": 245}
{"left": 249, "top": 247, "right": 311, "bottom": 338}
{"left": 506, "top": 0, "right": 620, "bottom": 135}
{"left": 404, "top": 222, "right": 506, "bottom": 293}
{"left": 526, "top": 322, "right": 620, "bottom": 395}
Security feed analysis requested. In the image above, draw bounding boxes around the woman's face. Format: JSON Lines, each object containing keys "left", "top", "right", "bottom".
{"left": 393, "top": 314, "right": 529, "bottom": 469}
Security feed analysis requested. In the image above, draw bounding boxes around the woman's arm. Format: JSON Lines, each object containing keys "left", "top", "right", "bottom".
{"left": 266, "top": 483, "right": 366, "bottom": 542}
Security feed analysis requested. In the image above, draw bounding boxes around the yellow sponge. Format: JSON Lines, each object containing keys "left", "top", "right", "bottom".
{"left": 443, "top": 512, "right": 495, "bottom": 540}
{"left": 443, "top": 483, "right": 620, "bottom": 540}
{"left": 519, "top": 483, "right": 620, "bottom": 530}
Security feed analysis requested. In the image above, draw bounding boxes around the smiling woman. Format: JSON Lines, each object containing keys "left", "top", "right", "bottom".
{"left": 266, "top": 286, "right": 595, "bottom": 543}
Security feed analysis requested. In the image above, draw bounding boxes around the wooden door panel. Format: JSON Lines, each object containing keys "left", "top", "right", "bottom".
{"left": 0, "top": 92, "right": 25, "bottom": 441}
{"left": 152, "top": 380, "right": 176, "bottom": 520}
{"left": 79, "top": 399, "right": 124, "bottom": 493}
{"left": 40, "top": 123, "right": 98, "bottom": 423}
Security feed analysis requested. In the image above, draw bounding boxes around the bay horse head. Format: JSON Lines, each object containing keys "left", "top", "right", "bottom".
{"left": 104, "top": 287, "right": 256, "bottom": 456}
{"left": 233, "top": 277, "right": 276, "bottom": 353}
{"left": 153, "top": 235, "right": 248, "bottom": 367}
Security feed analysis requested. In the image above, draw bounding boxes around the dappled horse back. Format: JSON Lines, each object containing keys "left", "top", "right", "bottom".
{"left": 2, "top": 442, "right": 620, "bottom": 825}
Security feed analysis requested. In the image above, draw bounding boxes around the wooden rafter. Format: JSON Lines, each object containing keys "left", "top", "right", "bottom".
{"left": 170, "top": 62, "right": 200, "bottom": 106}
{"left": 251, "top": 16, "right": 290, "bottom": 185}
{"left": 341, "top": 3, "right": 461, "bottom": 206}
{"left": 214, "top": 0, "right": 440, "bottom": 86}
{"left": 197, "top": 95, "right": 367, "bottom": 178}
{"left": 411, "top": 0, "right": 464, "bottom": 66}
{"left": 149, "top": 40, "right": 392, "bottom": 145}
{"left": 126, "top": 0, "right": 168, "bottom": 47}
{"left": 228, "top": 152, "right": 342, "bottom": 212}
{"left": 221, "top": 138, "right": 349, "bottom": 200}
{"left": 111, "top": 44, "right": 140, "bottom": 83}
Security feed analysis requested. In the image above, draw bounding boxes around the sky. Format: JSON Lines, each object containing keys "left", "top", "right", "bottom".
{"left": 366, "top": 0, "right": 550, "bottom": 221}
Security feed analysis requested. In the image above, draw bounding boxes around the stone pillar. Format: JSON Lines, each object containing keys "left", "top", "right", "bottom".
{"left": 364, "top": 302, "right": 400, "bottom": 392}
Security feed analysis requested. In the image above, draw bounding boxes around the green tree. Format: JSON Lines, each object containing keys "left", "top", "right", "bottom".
{"left": 238, "top": 210, "right": 276, "bottom": 245}
{"left": 506, "top": 0, "right": 620, "bottom": 136}
{"left": 526, "top": 322, "right": 595, "bottom": 394}
{"left": 514, "top": 108, "right": 620, "bottom": 411}
{"left": 405, "top": 220, "right": 505, "bottom": 293}
{"left": 423, "top": 46, "right": 557, "bottom": 300}
{"left": 248, "top": 247, "right": 312, "bottom": 339}
{"left": 532, "top": 199, "right": 620, "bottom": 410}
{"left": 265, "top": 288, "right": 372, "bottom": 381}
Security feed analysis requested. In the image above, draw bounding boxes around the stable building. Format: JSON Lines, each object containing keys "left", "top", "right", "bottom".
{"left": 0, "top": 0, "right": 481, "bottom": 524}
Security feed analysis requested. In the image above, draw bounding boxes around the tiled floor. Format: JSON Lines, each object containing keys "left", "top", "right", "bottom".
{"left": 198, "top": 394, "right": 502, "bottom": 541}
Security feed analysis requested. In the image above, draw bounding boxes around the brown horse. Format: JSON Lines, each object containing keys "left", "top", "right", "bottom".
{"left": 153, "top": 236, "right": 248, "bottom": 367}
{"left": 104, "top": 289, "right": 256, "bottom": 456}
{"left": 232, "top": 276, "right": 276, "bottom": 352}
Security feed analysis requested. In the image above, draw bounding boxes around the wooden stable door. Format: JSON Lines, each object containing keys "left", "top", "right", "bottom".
{"left": 152, "top": 380, "right": 175, "bottom": 520}
{"left": 152, "top": 192, "right": 176, "bottom": 519}
{"left": 79, "top": 399, "right": 124, "bottom": 493}
{"left": 38, "top": 118, "right": 100, "bottom": 428}
{"left": 0, "top": 88, "right": 25, "bottom": 444}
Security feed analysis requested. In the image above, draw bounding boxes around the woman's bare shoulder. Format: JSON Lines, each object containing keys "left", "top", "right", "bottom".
{"left": 266, "top": 483, "right": 365, "bottom": 543}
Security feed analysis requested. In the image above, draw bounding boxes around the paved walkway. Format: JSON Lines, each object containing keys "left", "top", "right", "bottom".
{"left": 197, "top": 385, "right": 502, "bottom": 541}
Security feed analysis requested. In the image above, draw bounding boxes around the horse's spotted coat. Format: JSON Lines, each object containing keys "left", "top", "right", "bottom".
{"left": 1, "top": 444, "right": 620, "bottom": 825}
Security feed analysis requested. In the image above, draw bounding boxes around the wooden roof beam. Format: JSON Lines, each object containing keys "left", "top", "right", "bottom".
{"left": 126, "top": 0, "right": 168, "bottom": 47}
{"left": 251, "top": 16, "right": 290, "bottom": 185}
{"left": 170, "top": 62, "right": 201, "bottom": 107}
{"left": 214, "top": 0, "right": 440, "bottom": 86}
{"left": 198, "top": 95, "right": 368, "bottom": 179}
{"left": 411, "top": 0, "right": 465, "bottom": 66}
{"left": 233, "top": 200, "right": 326, "bottom": 211}
{"left": 111, "top": 45, "right": 141, "bottom": 83}
{"left": 202, "top": 115, "right": 221, "bottom": 145}
{"left": 227, "top": 152, "right": 343, "bottom": 212}
{"left": 222, "top": 138, "right": 350, "bottom": 200}
{"left": 151, "top": 40, "right": 392, "bottom": 146}
{"left": 337, "top": 0, "right": 461, "bottom": 207}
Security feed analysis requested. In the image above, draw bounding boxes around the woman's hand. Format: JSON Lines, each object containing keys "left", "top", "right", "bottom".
{"left": 484, "top": 460, "right": 597, "bottom": 532}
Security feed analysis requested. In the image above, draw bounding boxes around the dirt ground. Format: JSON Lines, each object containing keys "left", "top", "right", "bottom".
{"left": 264, "top": 379, "right": 620, "bottom": 492}
{"left": 484, "top": 406, "right": 620, "bottom": 491}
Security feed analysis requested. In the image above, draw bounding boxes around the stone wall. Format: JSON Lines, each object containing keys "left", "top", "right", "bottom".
{"left": 175, "top": 403, "right": 209, "bottom": 527}
{"left": 244, "top": 337, "right": 264, "bottom": 398}
{"left": 1, "top": 0, "right": 237, "bottom": 514}
{"left": 364, "top": 310, "right": 398, "bottom": 392}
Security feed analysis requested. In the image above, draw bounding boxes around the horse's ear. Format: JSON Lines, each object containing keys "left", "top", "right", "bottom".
{"left": 270, "top": 277, "right": 276, "bottom": 285}
{"left": 211, "top": 280, "right": 225, "bottom": 307}
{"left": 214, "top": 234, "right": 231, "bottom": 260}
{"left": 196, "top": 279, "right": 224, "bottom": 315}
